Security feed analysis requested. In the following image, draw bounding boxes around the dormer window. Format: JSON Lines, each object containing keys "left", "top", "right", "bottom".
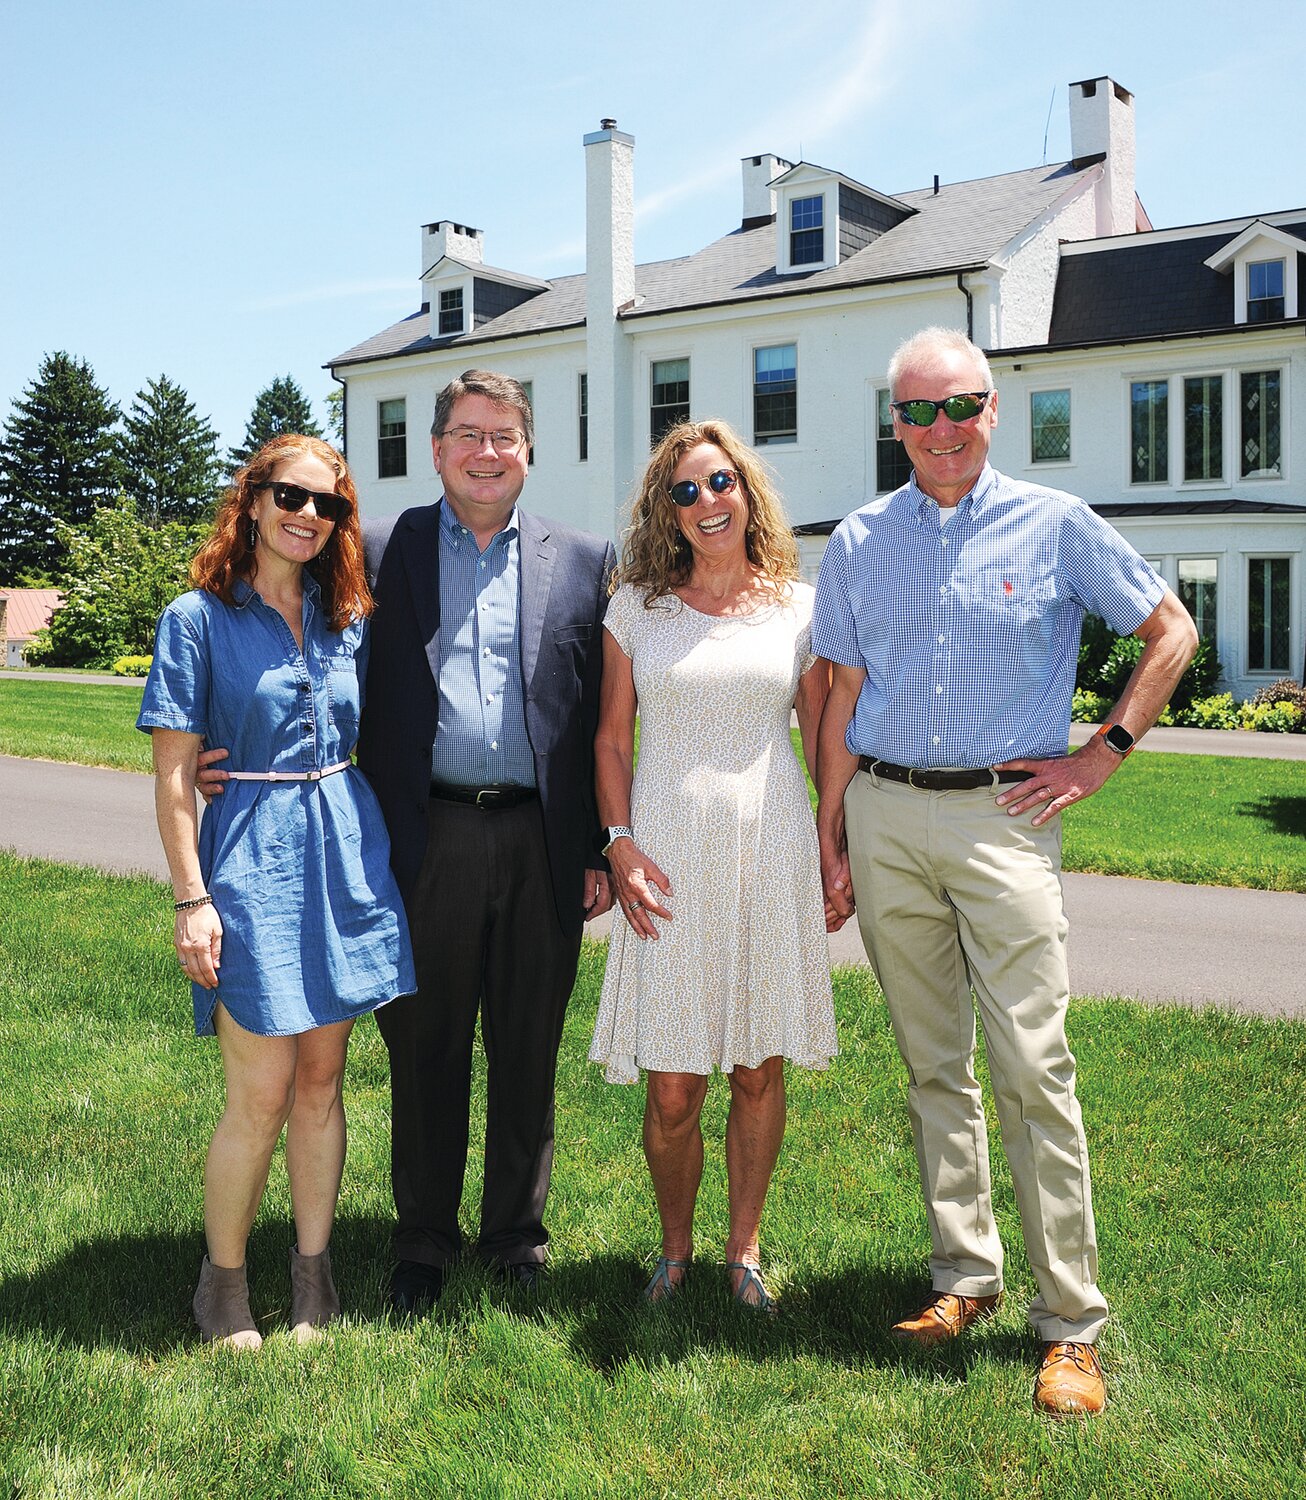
{"left": 1247, "top": 259, "right": 1285, "bottom": 323}
{"left": 790, "top": 196, "right": 825, "bottom": 265}
{"left": 439, "top": 288, "right": 464, "bottom": 335}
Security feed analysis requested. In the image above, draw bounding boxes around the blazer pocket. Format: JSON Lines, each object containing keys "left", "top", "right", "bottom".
{"left": 553, "top": 623, "right": 594, "bottom": 644}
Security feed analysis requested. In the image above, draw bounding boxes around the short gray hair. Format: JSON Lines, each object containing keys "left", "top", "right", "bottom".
{"left": 431, "top": 369, "right": 535, "bottom": 447}
{"left": 887, "top": 327, "right": 994, "bottom": 399}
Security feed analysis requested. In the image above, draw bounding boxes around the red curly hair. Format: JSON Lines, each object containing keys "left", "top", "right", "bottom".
{"left": 190, "top": 434, "right": 372, "bottom": 631}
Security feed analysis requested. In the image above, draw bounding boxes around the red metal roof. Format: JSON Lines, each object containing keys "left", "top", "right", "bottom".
{"left": 0, "top": 588, "right": 63, "bottom": 641}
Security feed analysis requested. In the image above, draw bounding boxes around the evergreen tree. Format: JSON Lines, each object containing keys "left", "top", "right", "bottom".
{"left": 118, "top": 375, "right": 224, "bottom": 526}
{"left": 228, "top": 374, "right": 322, "bottom": 467}
{"left": 0, "top": 352, "right": 121, "bottom": 583}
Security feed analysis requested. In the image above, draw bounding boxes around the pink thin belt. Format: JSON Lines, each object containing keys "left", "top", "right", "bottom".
{"left": 224, "top": 760, "right": 351, "bottom": 783}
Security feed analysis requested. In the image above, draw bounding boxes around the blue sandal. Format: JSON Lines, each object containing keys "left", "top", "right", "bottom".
{"left": 728, "top": 1261, "right": 775, "bottom": 1312}
{"left": 643, "top": 1256, "right": 690, "bottom": 1302}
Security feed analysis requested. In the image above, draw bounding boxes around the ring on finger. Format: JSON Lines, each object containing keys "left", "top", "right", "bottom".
{"left": 629, "top": 901, "right": 643, "bottom": 912}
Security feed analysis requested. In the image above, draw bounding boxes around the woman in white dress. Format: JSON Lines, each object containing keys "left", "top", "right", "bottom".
{"left": 590, "top": 419, "right": 838, "bottom": 1308}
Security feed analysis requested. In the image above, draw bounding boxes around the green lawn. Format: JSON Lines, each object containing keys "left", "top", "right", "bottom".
{"left": 0, "top": 852, "right": 1303, "bottom": 1498}
{"left": 1, "top": 678, "right": 1303, "bottom": 891}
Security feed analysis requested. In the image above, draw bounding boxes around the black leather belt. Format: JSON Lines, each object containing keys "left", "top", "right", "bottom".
{"left": 858, "top": 756, "right": 1032, "bottom": 791}
{"left": 429, "top": 782, "right": 538, "bottom": 809}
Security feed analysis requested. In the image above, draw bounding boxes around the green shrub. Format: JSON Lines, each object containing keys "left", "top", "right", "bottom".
{"left": 1174, "top": 692, "right": 1240, "bottom": 731}
{"left": 111, "top": 655, "right": 153, "bottom": 677}
{"left": 1076, "top": 614, "right": 1116, "bottom": 692}
{"left": 1097, "top": 633, "right": 1145, "bottom": 696}
{"left": 1170, "top": 635, "right": 1223, "bottom": 714}
{"left": 1071, "top": 688, "right": 1112, "bottom": 723}
{"left": 1238, "top": 699, "right": 1306, "bottom": 733}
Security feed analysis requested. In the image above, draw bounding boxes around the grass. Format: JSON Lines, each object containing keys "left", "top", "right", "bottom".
{"left": 1, "top": 679, "right": 1303, "bottom": 889}
{"left": 1, "top": 850, "right": 1303, "bottom": 1498}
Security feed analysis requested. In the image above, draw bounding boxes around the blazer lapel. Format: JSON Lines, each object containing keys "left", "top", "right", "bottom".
{"left": 399, "top": 505, "right": 443, "bottom": 685}
{"left": 518, "top": 511, "right": 555, "bottom": 695}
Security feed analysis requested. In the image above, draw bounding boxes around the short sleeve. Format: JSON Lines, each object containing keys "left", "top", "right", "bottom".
{"left": 1059, "top": 503, "right": 1165, "bottom": 636}
{"left": 810, "top": 528, "right": 863, "bottom": 667}
{"left": 136, "top": 596, "right": 211, "bottom": 736}
{"left": 602, "top": 583, "right": 641, "bottom": 657}
{"left": 792, "top": 583, "right": 817, "bottom": 676}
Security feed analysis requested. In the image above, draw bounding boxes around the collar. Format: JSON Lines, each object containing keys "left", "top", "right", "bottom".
{"left": 905, "top": 463, "right": 998, "bottom": 526}
{"left": 438, "top": 496, "right": 520, "bottom": 550}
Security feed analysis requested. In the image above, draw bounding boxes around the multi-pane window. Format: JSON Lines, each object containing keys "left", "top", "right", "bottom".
{"left": 1183, "top": 375, "right": 1223, "bottom": 482}
{"left": 1241, "top": 370, "right": 1282, "bottom": 477}
{"left": 1247, "top": 260, "right": 1285, "bottom": 322}
{"left": 650, "top": 358, "right": 689, "bottom": 444}
{"left": 1130, "top": 380, "right": 1169, "bottom": 483}
{"left": 753, "top": 344, "right": 797, "bottom": 445}
{"left": 790, "top": 195, "right": 824, "bottom": 265}
{"left": 875, "top": 389, "right": 912, "bottom": 492}
{"left": 578, "top": 372, "right": 588, "bottom": 462}
{"left": 1248, "top": 557, "right": 1290, "bottom": 671}
{"left": 438, "top": 288, "right": 464, "bottom": 335}
{"left": 377, "top": 398, "right": 406, "bottom": 479}
{"left": 1177, "top": 558, "right": 1218, "bottom": 639}
{"left": 1030, "top": 389, "right": 1070, "bottom": 463}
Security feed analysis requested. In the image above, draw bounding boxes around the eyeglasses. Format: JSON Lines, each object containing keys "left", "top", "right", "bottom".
{"left": 261, "top": 481, "right": 348, "bottom": 524}
{"left": 440, "top": 426, "right": 527, "bottom": 453}
{"left": 667, "top": 468, "right": 739, "bottom": 507}
{"left": 890, "top": 391, "right": 992, "bottom": 428}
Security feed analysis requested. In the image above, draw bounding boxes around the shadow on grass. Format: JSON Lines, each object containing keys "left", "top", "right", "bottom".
{"left": 0, "top": 1214, "right": 395, "bottom": 1355}
{"left": 1236, "top": 793, "right": 1306, "bottom": 839}
{"left": 0, "top": 1225, "right": 1036, "bottom": 1381}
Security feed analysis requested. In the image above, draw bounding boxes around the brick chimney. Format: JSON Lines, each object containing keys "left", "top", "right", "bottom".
{"left": 1068, "top": 77, "right": 1137, "bottom": 237}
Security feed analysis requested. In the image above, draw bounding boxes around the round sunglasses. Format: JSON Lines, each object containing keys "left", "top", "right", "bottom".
{"left": 667, "top": 468, "right": 739, "bottom": 507}
{"left": 890, "top": 391, "right": 991, "bottom": 428}
{"left": 259, "top": 481, "right": 349, "bottom": 524}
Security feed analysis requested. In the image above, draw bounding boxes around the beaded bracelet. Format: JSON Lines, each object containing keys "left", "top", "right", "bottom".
{"left": 174, "top": 894, "right": 213, "bottom": 912}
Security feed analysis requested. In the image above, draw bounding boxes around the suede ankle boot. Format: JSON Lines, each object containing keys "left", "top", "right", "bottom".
{"left": 193, "top": 1255, "right": 262, "bottom": 1350}
{"left": 289, "top": 1244, "right": 341, "bottom": 1343}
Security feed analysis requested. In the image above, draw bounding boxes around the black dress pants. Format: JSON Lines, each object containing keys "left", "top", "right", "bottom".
{"left": 375, "top": 794, "right": 582, "bottom": 1268}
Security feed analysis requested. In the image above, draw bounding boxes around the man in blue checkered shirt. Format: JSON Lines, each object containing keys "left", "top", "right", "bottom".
{"left": 812, "top": 326, "right": 1197, "bottom": 1417}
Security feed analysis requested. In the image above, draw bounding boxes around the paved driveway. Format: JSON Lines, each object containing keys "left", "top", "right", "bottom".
{"left": 2, "top": 754, "right": 1301, "bottom": 1020}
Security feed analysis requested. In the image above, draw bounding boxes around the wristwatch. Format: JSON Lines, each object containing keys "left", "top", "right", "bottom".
{"left": 599, "top": 825, "right": 635, "bottom": 856}
{"left": 1094, "top": 723, "right": 1136, "bottom": 757}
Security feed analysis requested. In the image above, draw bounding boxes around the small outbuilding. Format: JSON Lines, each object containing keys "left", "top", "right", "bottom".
{"left": 0, "top": 588, "right": 62, "bottom": 667}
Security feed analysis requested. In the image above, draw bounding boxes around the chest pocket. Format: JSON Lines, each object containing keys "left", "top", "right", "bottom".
{"left": 963, "top": 565, "right": 1056, "bottom": 626}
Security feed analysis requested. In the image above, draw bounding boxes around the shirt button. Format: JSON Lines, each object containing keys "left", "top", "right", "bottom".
{"left": 479, "top": 560, "right": 486, "bottom": 569}
{"left": 941, "top": 537, "right": 949, "bottom": 547}
{"left": 485, "top": 693, "right": 494, "bottom": 703}
{"left": 937, "top": 634, "right": 945, "bottom": 644}
{"left": 935, "top": 685, "right": 943, "bottom": 694}
{"left": 932, "top": 735, "right": 941, "bottom": 746}
{"left": 490, "top": 740, "right": 498, "bottom": 750}
{"left": 483, "top": 647, "right": 491, "bottom": 658}
{"left": 299, "top": 682, "right": 310, "bottom": 693}
{"left": 939, "top": 585, "right": 947, "bottom": 595}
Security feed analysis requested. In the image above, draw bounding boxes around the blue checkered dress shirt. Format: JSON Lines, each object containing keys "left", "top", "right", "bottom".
{"left": 811, "top": 465, "right": 1164, "bottom": 767}
{"left": 430, "top": 499, "right": 536, "bottom": 788}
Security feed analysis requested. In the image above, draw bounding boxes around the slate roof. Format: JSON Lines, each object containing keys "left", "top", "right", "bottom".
{"left": 330, "top": 159, "right": 1101, "bottom": 368}
{"left": 1048, "top": 218, "right": 1306, "bottom": 345}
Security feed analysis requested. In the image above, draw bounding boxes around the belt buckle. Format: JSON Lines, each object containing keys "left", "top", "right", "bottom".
{"left": 307, "top": 769, "right": 321, "bottom": 783}
{"left": 907, "top": 767, "right": 926, "bottom": 789}
{"left": 474, "top": 787, "right": 500, "bottom": 810}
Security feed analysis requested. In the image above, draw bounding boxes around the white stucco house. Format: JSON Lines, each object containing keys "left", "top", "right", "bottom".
{"left": 328, "top": 76, "right": 1304, "bottom": 699}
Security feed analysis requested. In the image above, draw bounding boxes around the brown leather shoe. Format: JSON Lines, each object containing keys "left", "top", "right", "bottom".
{"left": 890, "top": 1290, "right": 1001, "bottom": 1344}
{"left": 1034, "top": 1340, "right": 1106, "bottom": 1416}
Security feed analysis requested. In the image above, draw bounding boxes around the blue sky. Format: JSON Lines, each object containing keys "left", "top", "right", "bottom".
{"left": 2, "top": 0, "right": 1300, "bottom": 455}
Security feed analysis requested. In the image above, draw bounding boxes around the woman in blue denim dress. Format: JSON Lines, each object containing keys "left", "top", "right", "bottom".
{"left": 138, "top": 434, "right": 415, "bottom": 1349}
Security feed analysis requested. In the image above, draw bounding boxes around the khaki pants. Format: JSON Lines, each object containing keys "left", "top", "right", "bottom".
{"left": 846, "top": 768, "right": 1107, "bottom": 1343}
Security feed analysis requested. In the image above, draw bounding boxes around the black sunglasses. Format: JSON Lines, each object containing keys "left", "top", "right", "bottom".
{"left": 890, "top": 391, "right": 991, "bottom": 428}
{"left": 668, "top": 468, "right": 739, "bottom": 507}
{"left": 260, "top": 481, "right": 349, "bottom": 524}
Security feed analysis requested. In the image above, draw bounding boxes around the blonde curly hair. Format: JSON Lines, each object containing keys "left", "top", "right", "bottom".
{"left": 614, "top": 419, "right": 799, "bottom": 604}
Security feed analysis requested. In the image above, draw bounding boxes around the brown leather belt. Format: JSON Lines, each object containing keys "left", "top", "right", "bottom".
{"left": 858, "top": 756, "right": 1032, "bottom": 791}
{"left": 429, "top": 782, "right": 538, "bottom": 810}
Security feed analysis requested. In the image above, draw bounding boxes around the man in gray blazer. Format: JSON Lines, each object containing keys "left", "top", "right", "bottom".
{"left": 358, "top": 370, "right": 615, "bottom": 1311}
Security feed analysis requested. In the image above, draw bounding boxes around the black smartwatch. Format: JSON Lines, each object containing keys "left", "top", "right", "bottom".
{"left": 1094, "top": 723, "right": 1135, "bottom": 757}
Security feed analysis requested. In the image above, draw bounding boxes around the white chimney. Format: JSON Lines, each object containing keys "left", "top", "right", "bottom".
{"left": 741, "top": 153, "right": 790, "bottom": 227}
{"left": 421, "top": 220, "right": 484, "bottom": 275}
{"left": 1068, "top": 76, "right": 1137, "bottom": 237}
{"left": 584, "top": 119, "right": 636, "bottom": 539}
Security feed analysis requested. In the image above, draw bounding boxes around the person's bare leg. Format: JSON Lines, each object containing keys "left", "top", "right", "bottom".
{"left": 284, "top": 1017, "right": 355, "bottom": 1256}
{"left": 724, "top": 1057, "right": 786, "bottom": 1304}
{"left": 205, "top": 1004, "right": 296, "bottom": 1265}
{"left": 642, "top": 1070, "right": 710, "bottom": 1294}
